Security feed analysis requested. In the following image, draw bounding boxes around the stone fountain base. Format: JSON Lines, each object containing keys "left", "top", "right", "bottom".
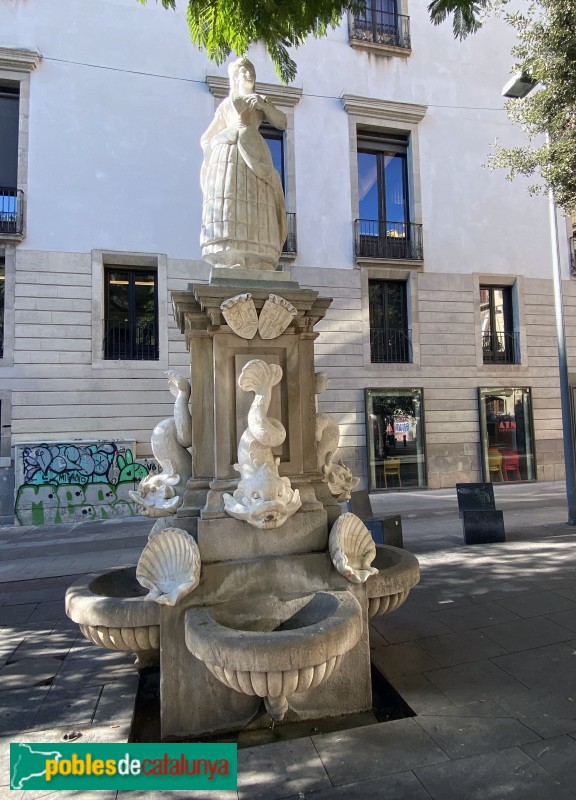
{"left": 66, "top": 544, "right": 419, "bottom": 740}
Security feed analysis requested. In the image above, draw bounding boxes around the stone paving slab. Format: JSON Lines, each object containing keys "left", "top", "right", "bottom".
{"left": 415, "top": 714, "right": 540, "bottom": 759}
{"left": 491, "top": 641, "right": 576, "bottom": 692}
{"left": 237, "top": 738, "right": 331, "bottom": 800}
{"left": 414, "top": 746, "right": 576, "bottom": 800}
{"left": 279, "top": 771, "right": 433, "bottom": 800}
{"left": 521, "top": 734, "right": 576, "bottom": 791}
{"left": 481, "top": 616, "right": 576, "bottom": 652}
{"left": 414, "top": 629, "right": 509, "bottom": 667}
{"left": 311, "top": 718, "right": 449, "bottom": 785}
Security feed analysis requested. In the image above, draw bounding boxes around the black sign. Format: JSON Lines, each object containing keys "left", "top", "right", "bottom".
{"left": 456, "top": 483, "right": 496, "bottom": 518}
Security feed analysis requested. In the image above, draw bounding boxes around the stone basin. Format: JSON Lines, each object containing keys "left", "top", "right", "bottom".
{"left": 185, "top": 590, "right": 363, "bottom": 720}
{"left": 65, "top": 567, "right": 160, "bottom": 667}
{"left": 365, "top": 545, "right": 420, "bottom": 618}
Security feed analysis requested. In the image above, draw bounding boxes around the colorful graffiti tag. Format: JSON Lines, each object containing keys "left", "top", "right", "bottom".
{"left": 14, "top": 440, "right": 157, "bottom": 526}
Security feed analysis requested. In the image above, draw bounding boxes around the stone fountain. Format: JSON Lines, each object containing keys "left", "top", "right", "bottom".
{"left": 65, "top": 56, "right": 420, "bottom": 740}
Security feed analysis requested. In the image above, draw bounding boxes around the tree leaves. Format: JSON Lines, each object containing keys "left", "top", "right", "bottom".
{"left": 427, "top": 0, "right": 488, "bottom": 38}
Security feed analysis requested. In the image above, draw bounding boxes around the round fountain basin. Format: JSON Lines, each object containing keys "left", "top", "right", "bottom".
{"left": 365, "top": 545, "right": 420, "bottom": 618}
{"left": 65, "top": 567, "right": 160, "bottom": 663}
{"left": 185, "top": 590, "right": 362, "bottom": 699}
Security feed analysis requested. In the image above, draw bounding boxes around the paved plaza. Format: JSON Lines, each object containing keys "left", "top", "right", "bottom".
{"left": 1, "top": 481, "right": 576, "bottom": 798}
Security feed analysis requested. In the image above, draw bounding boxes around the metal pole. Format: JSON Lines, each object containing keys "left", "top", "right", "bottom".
{"left": 547, "top": 134, "right": 576, "bottom": 524}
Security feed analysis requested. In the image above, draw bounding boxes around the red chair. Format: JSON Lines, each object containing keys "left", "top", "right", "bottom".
{"left": 502, "top": 450, "right": 521, "bottom": 481}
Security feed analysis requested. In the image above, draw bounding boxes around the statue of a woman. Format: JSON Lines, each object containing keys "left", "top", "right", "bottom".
{"left": 200, "top": 57, "right": 287, "bottom": 271}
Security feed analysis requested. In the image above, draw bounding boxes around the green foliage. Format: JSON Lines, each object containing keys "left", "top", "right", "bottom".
{"left": 139, "top": 0, "right": 364, "bottom": 82}
{"left": 427, "top": 0, "right": 488, "bottom": 38}
{"left": 488, "top": 0, "right": 576, "bottom": 213}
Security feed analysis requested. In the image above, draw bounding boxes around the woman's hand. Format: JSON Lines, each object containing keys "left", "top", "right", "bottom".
{"left": 244, "top": 93, "right": 267, "bottom": 111}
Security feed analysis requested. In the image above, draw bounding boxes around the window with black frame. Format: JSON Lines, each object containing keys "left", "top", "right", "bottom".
{"left": 351, "top": 0, "right": 411, "bottom": 49}
{"left": 356, "top": 133, "right": 421, "bottom": 260}
{"left": 0, "top": 84, "right": 21, "bottom": 236}
{"left": 369, "top": 280, "right": 411, "bottom": 363}
{"left": 480, "top": 285, "right": 518, "bottom": 364}
{"left": 479, "top": 387, "right": 535, "bottom": 482}
{"left": 103, "top": 267, "right": 158, "bottom": 360}
{"left": 261, "top": 125, "right": 296, "bottom": 254}
{"left": 0, "top": 257, "right": 4, "bottom": 358}
{"left": 365, "top": 387, "right": 426, "bottom": 490}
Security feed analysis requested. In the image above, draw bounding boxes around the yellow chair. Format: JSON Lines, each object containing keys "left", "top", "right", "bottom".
{"left": 488, "top": 447, "right": 503, "bottom": 481}
{"left": 383, "top": 458, "right": 402, "bottom": 488}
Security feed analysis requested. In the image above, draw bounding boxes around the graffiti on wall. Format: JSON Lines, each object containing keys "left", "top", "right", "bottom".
{"left": 14, "top": 440, "right": 158, "bottom": 526}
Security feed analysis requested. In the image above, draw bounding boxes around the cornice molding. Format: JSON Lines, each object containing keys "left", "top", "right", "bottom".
{"left": 341, "top": 94, "right": 427, "bottom": 125}
{"left": 206, "top": 75, "right": 303, "bottom": 107}
{"left": 0, "top": 47, "right": 41, "bottom": 73}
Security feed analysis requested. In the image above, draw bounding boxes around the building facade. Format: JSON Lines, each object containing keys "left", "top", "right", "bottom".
{"left": 0, "top": 0, "right": 574, "bottom": 523}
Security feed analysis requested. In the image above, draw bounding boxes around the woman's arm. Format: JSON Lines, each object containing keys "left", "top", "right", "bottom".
{"left": 245, "top": 94, "right": 287, "bottom": 131}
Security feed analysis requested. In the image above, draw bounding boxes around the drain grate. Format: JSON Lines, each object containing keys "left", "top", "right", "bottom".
{"left": 129, "top": 662, "right": 415, "bottom": 746}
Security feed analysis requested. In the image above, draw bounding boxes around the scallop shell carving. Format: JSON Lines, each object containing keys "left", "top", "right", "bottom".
{"left": 258, "top": 294, "right": 298, "bottom": 339}
{"left": 329, "top": 513, "right": 379, "bottom": 584}
{"left": 136, "top": 527, "right": 201, "bottom": 606}
{"left": 221, "top": 293, "right": 258, "bottom": 339}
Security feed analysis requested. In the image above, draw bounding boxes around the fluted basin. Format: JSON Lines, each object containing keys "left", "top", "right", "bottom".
{"left": 65, "top": 567, "right": 160, "bottom": 667}
{"left": 365, "top": 545, "right": 420, "bottom": 618}
{"left": 185, "top": 590, "right": 363, "bottom": 720}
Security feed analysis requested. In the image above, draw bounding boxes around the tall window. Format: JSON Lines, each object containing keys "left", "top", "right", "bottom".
{"left": 366, "top": 387, "right": 426, "bottom": 490}
{"left": 0, "top": 85, "right": 20, "bottom": 235}
{"left": 0, "top": 257, "right": 4, "bottom": 358}
{"left": 103, "top": 267, "right": 158, "bottom": 360}
{"left": 480, "top": 285, "right": 518, "bottom": 364}
{"left": 351, "top": 0, "right": 411, "bottom": 49}
{"left": 262, "top": 125, "right": 296, "bottom": 254}
{"left": 356, "top": 133, "right": 422, "bottom": 260}
{"left": 369, "top": 280, "right": 411, "bottom": 362}
{"left": 479, "top": 388, "right": 535, "bottom": 482}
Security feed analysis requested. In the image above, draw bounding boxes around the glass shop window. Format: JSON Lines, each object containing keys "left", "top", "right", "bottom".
{"left": 479, "top": 387, "right": 536, "bottom": 482}
{"left": 365, "top": 387, "right": 426, "bottom": 490}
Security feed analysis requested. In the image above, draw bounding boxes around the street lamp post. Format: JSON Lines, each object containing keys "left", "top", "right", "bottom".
{"left": 503, "top": 74, "right": 576, "bottom": 525}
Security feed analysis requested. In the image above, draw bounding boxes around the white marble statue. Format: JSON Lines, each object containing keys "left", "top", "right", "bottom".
{"left": 329, "top": 513, "right": 379, "bottom": 584}
{"left": 315, "top": 372, "right": 360, "bottom": 501}
{"left": 200, "top": 57, "right": 287, "bottom": 271}
{"left": 129, "top": 371, "right": 192, "bottom": 520}
{"left": 224, "top": 359, "right": 301, "bottom": 528}
{"left": 136, "top": 528, "right": 201, "bottom": 606}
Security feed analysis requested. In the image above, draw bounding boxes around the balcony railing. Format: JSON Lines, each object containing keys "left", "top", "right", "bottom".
{"left": 370, "top": 327, "right": 412, "bottom": 363}
{"left": 282, "top": 212, "right": 297, "bottom": 255}
{"left": 0, "top": 188, "right": 23, "bottom": 236}
{"left": 103, "top": 319, "right": 159, "bottom": 360}
{"left": 355, "top": 219, "right": 423, "bottom": 261}
{"left": 482, "top": 331, "right": 520, "bottom": 365}
{"left": 350, "top": 10, "right": 411, "bottom": 49}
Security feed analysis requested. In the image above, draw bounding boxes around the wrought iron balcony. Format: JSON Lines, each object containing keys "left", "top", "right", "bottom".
{"left": 282, "top": 212, "right": 297, "bottom": 255}
{"left": 482, "top": 331, "right": 520, "bottom": 365}
{"left": 355, "top": 219, "right": 423, "bottom": 261}
{"left": 350, "top": 9, "right": 411, "bottom": 49}
{"left": 103, "top": 319, "right": 159, "bottom": 360}
{"left": 0, "top": 187, "right": 23, "bottom": 236}
{"left": 370, "top": 327, "right": 412, "bottom": 363}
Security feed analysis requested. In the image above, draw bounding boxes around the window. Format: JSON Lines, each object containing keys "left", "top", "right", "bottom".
{"left": 479, "top": 388, "right": 535, "bottom": 482}
{"left": 0, "top": 85, "right": 22, "bottom": 236}
{"left": 0, "top": 256, "right": 4, "bottom": 358}
{"left": 262, "top": 125, "right": 296, "bottom": 254}
{"left": 480, "top": 285, "right": 518, "bottom": 364}
{"left": 350, "top": 0, "right": 411, "bottom": 52}
{"left": 0, "top": 48, "right": 41, "bottom": 240}
{"left": 369, "top": 280, "right": 411, "bottom": 362}
{"left": 103, "top": 267, "right": 158, "bottom": 360}
{"left": 356, "top": 133, "right": 422, "bottom": 260}
{"left": 366, "top": 388, "right": 426, "bottom": 490}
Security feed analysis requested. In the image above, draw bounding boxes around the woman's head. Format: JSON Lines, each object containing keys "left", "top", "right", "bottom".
{"left": 228, "top": 57, "right": 256, "bottom": 95}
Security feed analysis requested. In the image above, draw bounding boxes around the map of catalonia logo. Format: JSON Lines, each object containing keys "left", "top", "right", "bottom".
{"left": 10, "top": 742, "right": 237, "bottom": 791}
